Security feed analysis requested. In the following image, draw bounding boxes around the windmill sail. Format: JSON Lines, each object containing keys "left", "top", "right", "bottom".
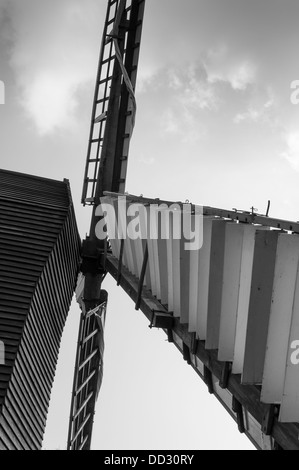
{"left": 67, "top": 0, "right": 146, "bottom": 450}
{"left": 100, "top": 192, "right": 299, "bottom": 450}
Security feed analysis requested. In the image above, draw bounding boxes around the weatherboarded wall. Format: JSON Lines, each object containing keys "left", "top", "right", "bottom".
{"left": 0, "top": 169, "right": 81, "bottom": 450}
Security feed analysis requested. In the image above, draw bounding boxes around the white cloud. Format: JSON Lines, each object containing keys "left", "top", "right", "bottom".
{"left": 204, "top": 46, "right": 256, "bottom": 91}
{"left": 6, "top": 0, "right": 103, "bottom": 135}
{"left": 281, "top": 132, "right": 299, "bottom": 171}
{"left": 158, "top": 64, "right": 217, "bottom": 144}
{"left": 227, "top": 62, "right": 256, "bottom": 91}
{"left": 160, "top": 106, "right": 206, "bottom": 145}
{"left": 136, "top": 66, "right": 159, "bottom": 94}
{"left": 234, "top": 108, "right": 260, "bottom": 124}
{"left": 234, "top": 89, "right": 275, "bottom": 125}
{"left": 183, "top": 64, "right": 218, "bottom": 111}
{"left": 137, "top": 154, "right": 156, "bottom": 166}
{"left": 167, "top": 69, "right": 183, "bottom": 91}
{"left": 168, "top": 64, "right": 219, "bottom": 112}
{"left": 20, "top": 72, "right": 78, "bottom": 134}
{"left": 161, "top": 109, "right": 179, "bottom": 135}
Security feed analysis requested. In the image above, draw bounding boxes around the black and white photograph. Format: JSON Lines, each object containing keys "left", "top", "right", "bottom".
{"left": 1, "top": 0, "right": 299, "bottom": 452}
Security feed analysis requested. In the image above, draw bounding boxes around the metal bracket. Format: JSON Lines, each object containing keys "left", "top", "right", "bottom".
{"left": 190, "top": 333, "right": 198, "bottom": 355}
{"left": 219, "top": 362, "right": 231, "bottom": 389}
{"left": 232, "top": 396, "right": 245, "bottom": 434}
{"left": 135, "top": 243, "right": 148, "bottom": 311}
{"left": 117, "top": 238, "right": 125, "bottom": 286}
{"left": 262, "top": 404, "right": 276, "bottom": 435}
{"left": 266, "top": 200, "right": 271, "bottom": 217}
{"left": 167, "top": 329, "right": 174, "bottom": 343}
{"left": 149, "top": 310, "right": 174, "bottom": 329}
{"left": 183, "top": 343, "right": 191, "bottom": 365}
{"left": 203, "top": 366, "right": 214, "bottom": 395}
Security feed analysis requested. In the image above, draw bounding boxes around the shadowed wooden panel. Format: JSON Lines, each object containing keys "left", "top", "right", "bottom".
{"left": 0, "top": 169, "right": 81, "bottom": 449}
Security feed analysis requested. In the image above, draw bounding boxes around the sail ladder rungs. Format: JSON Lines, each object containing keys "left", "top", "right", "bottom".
{"left": 78, "top": 349, "right": 98, "bottom": 371}
{"left": 70, "top": 413, "right": 91, "bottom": 447}
{"left": 82, "top": 328, "right": 99, "bottom": 346}
{"left": 73, "top": 391, "right": 94, "bottom": 421}
{"left": 75, "top": 370, "right": 97, "bottom": 397}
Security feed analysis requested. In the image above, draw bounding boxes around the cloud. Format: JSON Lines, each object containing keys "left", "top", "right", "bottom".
{"left": 163, "top": 64, "right": 218, "bottom": 112}
{"left": 20, "top": 71, "right": 79, "bottom": 133}
{"left": 204, "top": 46, "right": 256, "bottom": 91}
{"left": 161, "top": 109, "right": 180, "bottom": 135}
{"left": 141, "top": 47, "right": 257, "bottom": 146}
{"left": 136, "top": 66, "right": 159, "bottom": 94}
{"left": 182, "top": 64, "right": 218, "bottom": 111}
{"left": 157, "top": 63, "right": 217, "bottom": 144}
{"left": 137, "top": 154, "right": 156, "bottom": 166}
{"left": 281, "top": 132, "right": 299, "bottom": 171}
{"left": 5, "top": 0, "right": 103, "bottom": 135}
{"left": 168, "top": 70, "right": 183, "bottom": 91}
{"left": 160, "top": 106, "right": 206, "bottom": 145}
{"left": 234, "top": 88, "right": 275, "bottom": 125}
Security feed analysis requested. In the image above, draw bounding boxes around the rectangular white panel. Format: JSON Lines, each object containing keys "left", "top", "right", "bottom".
{"left": 147, "top": 237, "right": 157, "bottom": 296}
{"left": 100, "top": 196, "right": 119, "bottom": 258}
{"left": 203, "top": 219, "right": 227, "bottom": 343}
{"left": 146, "top": 207, "right": 158, "bottom": 297}
{"left": 157, "top": 237, "right": 168, "bottom": 304}
{"left": 127, "top": 203, "right": 143, "bottom": 278}
{"left": 280, "top": 243, "right": 299, "bottom": 421}
{"left": 138, "top": 205, "right": 151, "bottom": 288}
{"left": 180, "top": 235, "right": 190, "bottom": 324}
{"left": 139, "top": 206, "right": 152, "bottom": 289}
{"left": 126, "top": 203, "right": 150, "bottom": 288}
{"left": 166, "top": 214, "right": 174, "bottom": 311}
{"left": 217, "top": 223, "right": 243, "bottom": 360}
{"left": 152, "top": 232, "right": 161, "bottom": 301}
{"left": 149, "top": 206, "right": 161, "bottom": 299}
{"left": 141, "top": 239, "right": 152, "bottom": 289}
{"left": 188, "top": 242, "right": 200, "bottom": 332}
{"left": 232, "top": 225, "right": 258, "bottom": 374}
{"left": 188, "top": 212, "right": 204, "bottom": 332}
{"left": 157, "top": 209, "right": 169, "bottom": 305}
{"left": 242, "top": 230, "right": 279, "bottom": 384}
{"left": 126, "top": 201, "right": 139, "bottom": 276}
{"left": 111, "top": 197, "right": 130, "bottom": 269}
{"left": 261, "top": 234, "right": 299, "bottom": 404}
{"left": 205, "top": 218, "right": 228, "bottom": 349}
{"left": 172, "top": 220, "right": 181, "bottom": 318}
{"left": 196, "top": 217, "right": 213, "bottom": 340}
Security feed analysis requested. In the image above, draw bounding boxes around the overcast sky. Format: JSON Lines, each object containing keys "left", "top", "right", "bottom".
{"left": 1, "top": 0, "right": 299, "bottom": 450}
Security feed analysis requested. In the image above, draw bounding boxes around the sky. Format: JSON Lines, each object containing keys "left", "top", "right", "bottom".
{"left": 1, "top": 0, "right": 299, "bottom": 451}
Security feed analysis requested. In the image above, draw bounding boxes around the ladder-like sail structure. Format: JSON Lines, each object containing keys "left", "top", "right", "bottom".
{"left": 81, "top": 0, "right": 145, "bottom": 206}
{"left": 68, "top": 0, "right": 145, "bottom": 450}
